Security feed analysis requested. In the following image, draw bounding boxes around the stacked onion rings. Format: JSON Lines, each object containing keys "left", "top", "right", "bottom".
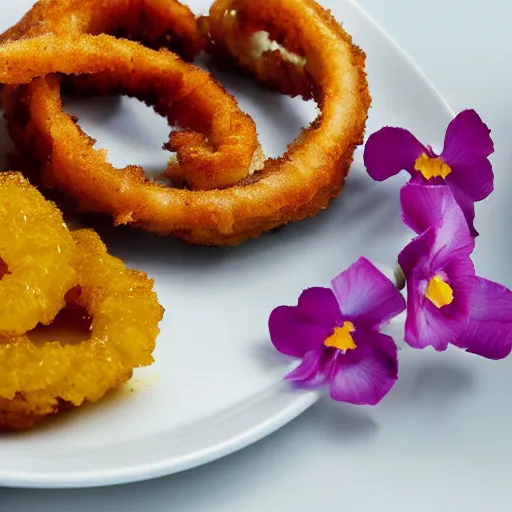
{"left": 0, "top": 0, "right": 370, "bottom": 246}
{"left": 0, "top": 173, "right": 164, "bottom": 431}
{"left": 1, "top": 0, "right": 263, "bottom": 192}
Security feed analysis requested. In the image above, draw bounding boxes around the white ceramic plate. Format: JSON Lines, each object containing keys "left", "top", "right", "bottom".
{"left": 0, "top": 0, "right": 453, "bottom": 489}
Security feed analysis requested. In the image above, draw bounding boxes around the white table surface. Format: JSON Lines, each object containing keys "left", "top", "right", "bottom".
{"left": 2, "top": 0, "right": 512, "bottom": 510}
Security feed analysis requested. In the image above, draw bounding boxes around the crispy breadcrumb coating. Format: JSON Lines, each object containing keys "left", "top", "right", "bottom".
{"left": 0, "top": 33, "right": 261, "bottom": 191}
{"left": 0, "top": 0, "right": 205, "bottom": 62}
{"left": 0, "top": 172, "right": 77, "bottom": 336}
{"left": 0, "top": 229, "right": 164, "bottom": 431}
{"left": 1, "top": 0, "right": 370, "bottom": 245}
{"left": 1, "top": 0, "right": 263, "bottom": 191}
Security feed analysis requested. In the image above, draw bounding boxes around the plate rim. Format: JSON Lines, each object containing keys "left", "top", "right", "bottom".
{"left": 1, "top": 385, "right": 321, "bottom": 489}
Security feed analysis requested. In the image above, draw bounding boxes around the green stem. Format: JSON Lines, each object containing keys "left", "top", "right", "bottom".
{"left": 394, "top": 264, "right": 406, "bottom": 291}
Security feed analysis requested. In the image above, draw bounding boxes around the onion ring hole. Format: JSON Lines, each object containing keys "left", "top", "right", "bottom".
{"left": 26, "top": 287, "right": 92, "bottom": 347}
{"left": 62, "top": 93, "right": 174, "bottom": 185}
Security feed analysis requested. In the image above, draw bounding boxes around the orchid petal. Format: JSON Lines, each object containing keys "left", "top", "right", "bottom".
{"left": 453, "top": 278, "right": 512, "bottom": 360}
{"left": 442, "top": 110, "right": 493, "bottom": 158}
{"left": 441, "top": 110, "right": 494, "bottom": 199}
{"left": 400, "top": 183, "right": 475, "bottom": 263}
{"left": 448, "top": 183, "right": 479, "bottom": 237}
{"left": 398, "top": 216, "right": 475, "bottom": 279}
{"left": 285, "top": 348, "right": 330, "bottom": 387}
{"left": 446, "top": 157, "right": 494, "bottom": 203}
{"left": 399, "top": 229, "right": 472, "bottom": 350}
{"left": 400, "top": 183, "right": 475, "bottom": 267}
{"left": 328, "top": 329, "right": 398, "bottom": 405}
{"left": 296, "top": 286, "right": 344, "bottom": 326}
{"left": 400, "top": 183, "right": 461, "bottom": 235}
{"left": 331, "top": 257, "right": 406, "bottom": 329}
{"left": 399, "top": 220, "right": 475, "bottom": 285}
{"left": 430, "top": 221, "right": 475, "bottom": 272}
{"left": 403, "top": 284, "right": 471, "bottom": 351}
{"left": 363, "top": 127, "right": 426, "bottom": 181}
{"left": 398, "top": 226, "right": 437, "bottom": 281}
{"left": 269, "top": 287, "right": 342, "bottom": 358}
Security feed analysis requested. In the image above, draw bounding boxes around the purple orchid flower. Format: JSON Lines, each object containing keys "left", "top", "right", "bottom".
{"left": 363, "top": 109, "right": 494, "bottom": 236}
{"left": 398, "top": 183, "right": 512, "bottom": 359}
{"left": 268, "top": 258, "right": 406, "bottom": 405}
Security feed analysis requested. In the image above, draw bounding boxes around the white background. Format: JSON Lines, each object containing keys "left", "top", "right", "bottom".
{"left": 2, "top": 0, "right": 512, "bottom": 510}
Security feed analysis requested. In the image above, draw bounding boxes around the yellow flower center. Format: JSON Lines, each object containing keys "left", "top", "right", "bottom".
{"left": 425, "top": 275, "right": 454, "bottom": 308}
{"left": 324, "top": 321, "right": 356, "bottom": 351}
{"left": 414, "top": 153, "right": 452, "bottom": 180}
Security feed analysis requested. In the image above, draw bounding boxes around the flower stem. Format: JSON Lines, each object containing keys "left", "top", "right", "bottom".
{"left": 394, "top": 264, "right": 406, "bottom": 291}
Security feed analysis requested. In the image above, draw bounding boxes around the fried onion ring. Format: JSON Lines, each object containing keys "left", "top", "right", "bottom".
{"left": 0, "top": 33, "right": 262, "bottom": 192}
{"left": 1, "top": 0, "right": 263, "bottom": 191}
{"left": 0, "top": 172, "right": 76, "bottom": 337}
{"left": 0, "top": 0, "right": 204, "bottom": 62}
{"left": 0, "top": 0, "right": 370, "bottom": 246}
{"left": 0, "top": 228, "right": 164, "bottom": 431}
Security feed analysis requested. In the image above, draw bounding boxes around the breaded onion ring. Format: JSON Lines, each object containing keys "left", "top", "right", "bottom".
{"left": 0, "top": 0, "right": 242, "bottom": 189}
{"left": 0, "top": 0, "right": 370, "bottom": 246}
{"left": 0, "top": 0, "right": 204, "bottom": 62}
{"left": 0, "top": 172, "right": 76, "bottom": 337}
{"left": 0, "top": 228, "right": 164, "bottom": 431}
{"left": 0, "top": 33, "right": 261, "bottom": 192}
{"left": 1, "top": 0, "right": 263, "bottom": 191}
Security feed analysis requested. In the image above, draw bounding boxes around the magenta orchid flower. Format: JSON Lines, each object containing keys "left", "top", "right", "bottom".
{"left": 268, "top": 258, "right": 406, "bottom": 405}
{"left": 398, "top": 183, "right": 512, "bottom": 359}
{"left": 363, "top": 109, "right": 494, "bottom": 236}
